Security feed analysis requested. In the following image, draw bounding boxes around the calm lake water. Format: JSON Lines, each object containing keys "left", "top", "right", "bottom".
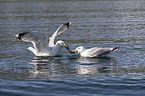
{"left": 1, "top": 0, "right": 145, "bottom": 96}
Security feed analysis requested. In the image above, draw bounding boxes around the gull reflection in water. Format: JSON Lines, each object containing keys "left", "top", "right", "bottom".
{"left": 29, "top": 56, "right": 71, "bottom": 79}
{"left": 75, "top": 57, "right": 117, "bottom": 75}
{"left": 29, "top": 56, "right": 118, "bottom": 78}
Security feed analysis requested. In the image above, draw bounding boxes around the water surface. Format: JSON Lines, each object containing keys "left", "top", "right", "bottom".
{"left": 1, "top": 0, "right": 145, "bottom": 96}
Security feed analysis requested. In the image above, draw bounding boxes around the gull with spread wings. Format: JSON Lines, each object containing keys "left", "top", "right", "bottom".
{"left": 15, "top": 22, "right": 71, "bottom": 56}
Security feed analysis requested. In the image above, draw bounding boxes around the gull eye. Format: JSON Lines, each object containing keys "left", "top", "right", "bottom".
{"left": 78, "top": 47, "right": 81, "bottom": 49}
{"left": 60, "top": 42, "right": 64, "bottom": 45}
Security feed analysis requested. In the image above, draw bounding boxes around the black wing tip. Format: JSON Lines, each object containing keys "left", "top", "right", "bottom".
{"left": 113, "top": 46, "right": 120, "bottom": 51}
{"left": 64, "top": 22, "right": 71, "bottom": 28}
{"left": 14, "top": 32, "right": 29, "bottom": 40}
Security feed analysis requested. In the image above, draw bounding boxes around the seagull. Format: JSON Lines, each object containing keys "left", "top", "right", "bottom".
{"left": 65, "top": 46, "right": 120, "bottom": 57}
{"left": 15, "top": 22, "right": 71, "bottom": 56}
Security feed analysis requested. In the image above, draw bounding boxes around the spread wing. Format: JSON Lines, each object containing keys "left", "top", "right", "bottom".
{"left": 15, "top": 31, "right": 50, "bottom": 53}
{"left": 49, "top": 22, "right": 71, "bottom": 47}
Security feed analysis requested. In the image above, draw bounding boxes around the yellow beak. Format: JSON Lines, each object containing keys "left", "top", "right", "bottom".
{"left": 63, "top": 44, "right": 69, "bottom": 50}
{"left": 72, "top": 49, "right": 77, "bottom": 52}
{"left": 64, "top": 44, "right": 68, "bottom": 48}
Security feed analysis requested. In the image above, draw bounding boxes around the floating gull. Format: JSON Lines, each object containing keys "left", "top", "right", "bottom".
{"left": 15, "top": 22, "right": 71, "bottom": 56}
{"left": 65, "top": 46, "right": 120, "bottom": 57}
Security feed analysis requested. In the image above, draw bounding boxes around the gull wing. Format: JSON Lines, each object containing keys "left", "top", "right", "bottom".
{"left": 49, "top": 22, "right": 71, "bottom": 47}
{"left": 15, "top": 31, "right": 50, "bottom": 53}
{"left": 86, "top": 47, "right": 114, "bottom": 57}
{"left": 87, "top": 46, "right": 120, "bottom": 57}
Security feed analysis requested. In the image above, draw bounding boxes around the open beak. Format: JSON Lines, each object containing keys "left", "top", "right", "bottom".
{"left": 63, "top": 44, "right": 69, "bottom": 50}
{"left": 63, "top": 44, "right": 75, "bottom": 54}
{"left": 72, "top": 49, "right": 77, "bottom": 52}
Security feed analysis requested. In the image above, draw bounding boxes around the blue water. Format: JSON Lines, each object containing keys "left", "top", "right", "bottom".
{"left": 1, "top": 0, "right": 145, "bottom": 96}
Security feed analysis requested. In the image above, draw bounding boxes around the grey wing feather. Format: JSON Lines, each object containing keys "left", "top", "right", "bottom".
{"left": 49, "top": 22, "right": 71, "bottom": 47}
{"left": 15, "top": 31, "right": 50, "bottom": 53}
{"left": 15, "top": 31, "right": 44, "bottom": 42}
{"left": 88, "top": 47, "right": 113, "bottom": 57}
{"left": 56, "top": 22, "right": 71, "bottom": 36}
